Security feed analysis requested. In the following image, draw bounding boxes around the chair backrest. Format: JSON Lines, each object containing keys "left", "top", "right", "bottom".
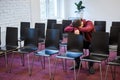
{"left": 0, "top": 27, "right": 1, "bottom": 45}
{"left": 24, "top": 28, "right": 38, "bottom": 47}
{"left": 112, "top": 21, "right": 120, "bottom": 26}
{"left": 45, "top": 29, "right": 60, "bottom": 50}
{"left": 52, "top": 23, "right": 63, "bottom": 40}
{"left": 94, "top": 21, "right": 106, "bottom": 32}
{"left": 67, "top": 33, "right": 83, "bottom": 52}
{"left": 35, "top": 23, "right": 45, "bottom": 39}
{"left": 117, "top": 33, "right": 120, "bottom": 56}
{"left": 109, "top": 26, "right": 120, "bottom": 45}
{"left": 6, "top": 27, "right": 18, "bottom": 46}
{"left": 62, "top": 20, "right": 72, "bottom": 33}
{"left": 90, "top": 32, "right": 109, "bottom": 55}
{"left": 20, "top": 22, "right": 30, "bottom": 40}
{"left": 47, "top": 19, "right": 57, "bottom": 29}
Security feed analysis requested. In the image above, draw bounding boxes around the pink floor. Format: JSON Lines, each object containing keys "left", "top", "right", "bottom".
{"left": 0, "top": 51, "right": 120, "bottom": 80}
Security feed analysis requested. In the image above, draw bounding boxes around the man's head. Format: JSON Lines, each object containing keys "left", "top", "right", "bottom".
{"left": 72, "top": 19, "right": 83, "bottom": 28}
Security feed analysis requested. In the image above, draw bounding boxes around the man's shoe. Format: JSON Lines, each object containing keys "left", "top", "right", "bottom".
{"left": 70, "top": 64, "right": 82, "bottom": 70}
{"left": 89, "top": 67, "right": 95, "bottom": 74}
{"left": 70, "top": 65, "right": 79, "bottom": 70}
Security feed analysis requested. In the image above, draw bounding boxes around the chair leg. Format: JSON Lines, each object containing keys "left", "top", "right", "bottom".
{"left": 43, "top": 56, "right": 46, "bottom": 69}
{"left": 105, "top": 65, "right": 109, "bottom": 80}
{"left": 37, "top": 56, "right": 45, "bottom": 69}
{"left": 113, "top": 66, "right": 116, "bottom": 80}
{"left": 99, "top": 63, "right": 102, "bottom": 80}
{"left": 9, "top": 52, "right": 15, "bottom": 73}
{"left": 4, "top": 52, "right": 8, "bottom": 72}
{"left": 62, "top": 59, "right": 67, "bottom": 71}
{"left": 73, "top": 60, "right": 77, "bottom": 80}
{"left": 27, "top": 54, "right": 31, "bottom": 76}
{"left": 48, "top": 57, "right": 52, "bottom": 80}
{"left": 61, "top": 59, "right": 65, "bottom": 70}
{"left": 20, "top": 54, "right": 25, "bottom": 66}
{"left": 52, "top": 57, "right": 58, "bottom": 80}
{"left": 77, "top": 60, "right": 82, "bottom": 79}
{"left": 29, "top": 53, "right": 36, "bottom": 76}
{"left": 110, "top": 66, "right": 116, "bottom": 80}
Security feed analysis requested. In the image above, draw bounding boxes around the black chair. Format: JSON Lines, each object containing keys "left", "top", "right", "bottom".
{"left": 20, "top": 22, "right": 30, "bottom": 40}
{"left": 62, "top": 20, "right": 72, "bottom": 33}
{"left": 61, "top": 20, "right": 72, "bottom": 49}
{"left": 78, "top": 32, "right": 109, "bottom": 80}
{"left": 52, "top": 23, "right": 63, "bottom": 41}
{"left": 47, "top": 19, "right": 57, "bottom": 29}
{"left": 35, "top": 23, "right": 45, "bottom": 42}
{"left": 0, "top": 27, "right": 18, "bottom": 72}
{"left": 18, "top": 22, "right": 30, "bottom": 48}
{"left": 0, "top": 27, "right": 1, "bottom": 45}
{"left": 105, "top": 33, "right": 120, "bottom": 80}
{"left": 109, "top": 26, "right": 120, "bottom": 51}
{"left": 94, "top": 21, "right": 106, "bottom": 32}
{"left": 10, "top": 28, "right": 38, "bottom": 75}
{"left": 54, "top": 33, "right": 84, "bottom": 80}
{"left": 112, "top": 21, "right": 120, "bottom": 27}
{"left": 32, "top": 29, "right": 60, "bottom": 79}
{"left": 52, "top": 23, "right": 68, "bottom": 59}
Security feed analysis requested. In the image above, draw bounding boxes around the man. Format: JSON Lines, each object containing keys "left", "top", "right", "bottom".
{"left": 64, "top": 19, "right": 95, "bottom": 74}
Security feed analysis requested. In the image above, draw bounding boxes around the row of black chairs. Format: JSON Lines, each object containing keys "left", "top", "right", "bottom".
{"left": 21, "top": 20, "right": 120, "bottom": 46}
{"left": 20, "top": 19, "right": 72, "bottom": 41}
{"left": 0, "top": 26, "right": 120, "bottom": 80}
{"left": 52, "top": 31, "right": 120, "bottom": 80}
{"left": 33, "top": 20, "right": 120, "bottom": 80}
{"left": 53, "top": 31, "right": 120, "bottom": 80}
{"left": 0, "top": 27, "right": 19, "bottom": 72}
{"left": 0, "top": 27, "right": 59, "bottom": 75}
{"left": 0, "top": 27, "right": 38, "bottom": 74}
{"left": 0, "top": 20, "right": 120, "bottom": 80}
{"left": 20, "top": 20, "right": 120, "bottom": 43}
{"left": 94, "top": 21, "right": 120, "bottom": 32}
{"left": 31, "top": 31, "right": 110, "bottom": 80}
{"left": 94, "top": 21, "right": 120, "bottom": 50}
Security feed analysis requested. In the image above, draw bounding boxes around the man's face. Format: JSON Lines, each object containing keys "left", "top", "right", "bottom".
{"left": 80, "top": 21, "right": 84, "bottom": 27}
{"left": 78, "top": 21, "right": 83, "bottom": 28}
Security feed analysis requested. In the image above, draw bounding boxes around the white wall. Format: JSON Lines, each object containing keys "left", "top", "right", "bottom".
{"left": 64, "top": 0, "right": 120, "bottom": 32}
{"left": 1, "top": 0, "right": 120, "bottom": 46}
{"left": 30, "top": 0, "right": 41, "bottom": 28}
{"left": 0, "top": 0, "right": 41, "bottom": 46}
{"left": 0, "top": 0, "right": 31, "bottom": 46}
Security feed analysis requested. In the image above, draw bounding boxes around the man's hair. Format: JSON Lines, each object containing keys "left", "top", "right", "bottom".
{"left": 72, "top": 19, "right": 81, "bottom": 28}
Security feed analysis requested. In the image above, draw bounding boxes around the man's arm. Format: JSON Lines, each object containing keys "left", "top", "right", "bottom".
{"left": 64, "top": 24, "right": 74, "bottom": 32}
{"left": 79, "top": 21, "right": 94, "bottom": 32}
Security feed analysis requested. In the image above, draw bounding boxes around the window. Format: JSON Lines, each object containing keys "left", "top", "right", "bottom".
{"left": 40, "top": 0, "right": 64, "bottom": 21}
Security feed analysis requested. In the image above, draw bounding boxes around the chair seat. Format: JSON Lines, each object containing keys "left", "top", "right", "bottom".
{"left": 38, "top": 38, "right": 45, "bottom": 42}
{"left": 66, "top": 51, "right": 83, "bottom": 58}
{"left": 35, "top": 49, "right": 59, "bottom": 56}
{"left": 46, "top": 46, "right": 58, "bottom": 50}
{"left": 108, "top": 59, "right": 120, "bottom": 66}
{"left": 109, "top": 45, "right": 117, "bottom": 51}
{"left": 60, "top": 43, "right": 67, "bottom": 46}
{"left": 91, "top": 52, "right": 109, "bottom": 57}
{"left": 56, "top": 51, "right": 83, "bottom": 60}
{"left": 1, "top": 45, "right": 18, "bottom": 51}
{"left": 21, "top": 47, "right": 37, "bottom": 52}
{"left": 15, "top": 46, "right": 37, "bottom": 53}
{"left": 82, "top": 55, "right": 108, "bottom": 63}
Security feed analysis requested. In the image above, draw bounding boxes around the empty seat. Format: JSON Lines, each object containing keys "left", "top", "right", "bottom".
{"left": 94, "top": 21, "right": 106, "bottom": 32}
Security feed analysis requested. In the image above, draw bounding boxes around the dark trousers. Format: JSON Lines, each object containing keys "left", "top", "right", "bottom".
{"left": 75, "top": 40, "right": 94, "bottom": 68}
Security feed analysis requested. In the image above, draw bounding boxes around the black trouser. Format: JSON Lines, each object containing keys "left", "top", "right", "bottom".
{"left": 75, "top": 57, "right": 80, "bottom": 66}
{"left": 75, "top": 40, "right": 94, "bottom": 68}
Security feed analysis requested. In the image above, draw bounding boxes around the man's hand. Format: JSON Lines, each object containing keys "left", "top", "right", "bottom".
{"left": 74, "top": 30, "right": 80, "bottom": 35}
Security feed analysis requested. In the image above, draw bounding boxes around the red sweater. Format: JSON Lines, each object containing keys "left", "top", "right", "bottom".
{"left": 64, "top": 19, "right": 95, "bottom": 42}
